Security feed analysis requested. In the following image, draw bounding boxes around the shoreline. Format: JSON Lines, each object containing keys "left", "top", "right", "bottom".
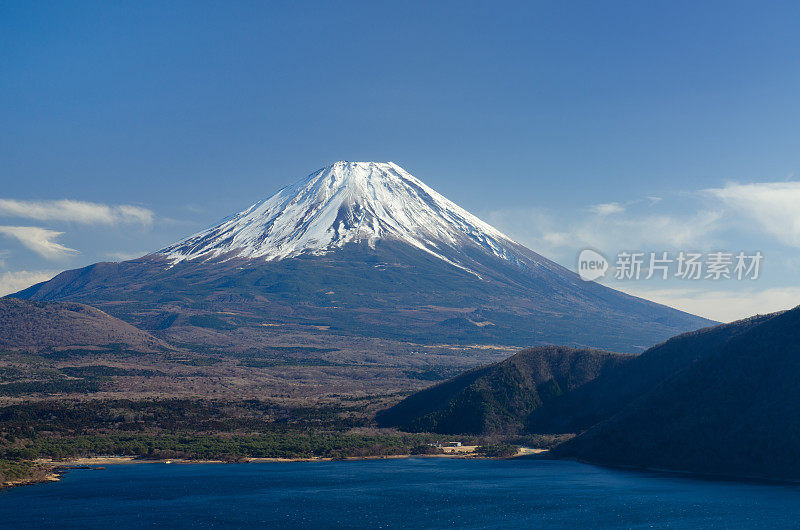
{"left": 1, "top": 471, "right": 62, "bottom": 490}
{"left": 6, "top": 450, "right": 796, "bottom": 492}
{"left": 37, "top": 447, "right": 547, "bottom": 467}
{"left": 1, "top": 467, "right": 63, "bottom": 490}
{"left": 0, "top": 447, "right": 548, "bottom": 491}
{"left": 41, "top": 447, "right": 547, "bottom": 467}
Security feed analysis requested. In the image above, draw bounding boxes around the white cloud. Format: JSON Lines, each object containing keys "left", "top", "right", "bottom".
{"left": 583, "top": 211, "right": 722, "bottom": 250}
{"left": 487, "top": 208, "right": 722, "bottom": 263}
{"left": 0, "top": 270, "right": 59, "bottom": 296}
{"left": 705, "top": 182, "right": 800, "bottom": 247}
{"left": 0, "top": 226, "right": 77, "bottom": 259}
{"left": 0, "top": 199, "right": 154, "bottom": 226}
{"left": 590, "top": 202, "right": 625, "bottom": 215}
{"left": 616, "top": 285, "right": 800, "bottom": 323}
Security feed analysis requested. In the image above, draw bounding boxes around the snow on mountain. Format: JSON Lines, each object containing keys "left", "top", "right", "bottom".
{"left": 14, "top": 160, "right": 715, "bottom": 352}
{"left": 159, "top": 161, "right": 527, "bottom": 271}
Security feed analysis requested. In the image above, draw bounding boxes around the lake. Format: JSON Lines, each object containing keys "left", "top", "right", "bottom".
{"left": 2, "top": 458, "right": 799, "bottom": 528}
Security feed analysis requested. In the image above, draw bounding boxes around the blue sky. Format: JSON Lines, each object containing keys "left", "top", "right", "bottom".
{"left": 2, "top": 0, "right": 800, "bottom": 321}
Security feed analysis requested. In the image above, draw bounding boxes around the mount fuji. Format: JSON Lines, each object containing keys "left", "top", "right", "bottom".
{"left": 161, "top": 161, "right": 518, "bottom": 270}
{"left": 12, "top": 161, "right": 712, "bottom": 352}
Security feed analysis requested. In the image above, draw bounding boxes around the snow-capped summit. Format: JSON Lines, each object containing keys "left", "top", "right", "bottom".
{"left": 159, "top": 161, "right": 523, "bottom": 269}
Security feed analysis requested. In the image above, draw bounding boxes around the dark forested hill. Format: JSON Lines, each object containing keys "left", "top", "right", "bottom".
{"left": 527, "top": 314, "right": 774, "bottom": 434}
{"left": 553, "top": 306, "right": 800, "bottom": 480}
{"left": 375, "top": 346, "right": 630, "bottom": 434}
{"left": 378, "top": 305, "right": 800, "bottom": 480}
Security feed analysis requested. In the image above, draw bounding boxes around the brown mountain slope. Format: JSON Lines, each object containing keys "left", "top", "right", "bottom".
{"left": 0, "top": 298, "right": 168, "bottom": 352}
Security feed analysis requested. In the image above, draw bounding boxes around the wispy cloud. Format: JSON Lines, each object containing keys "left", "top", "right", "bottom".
{"left": 616, "top": 285, "right": 800, "bottom": 323}
{"left": 0, "top": 199, "right": 154, "bottom": 226}
{"left": 705, "top": 182, "right": 800, "bottom": 247}
{"left": 0, "top": 226, "right": 77, "bottom": 259}
{"left": 489, "top": 180, "right": 800, "bottom": 264}
{"left": 589, "top": 202, "right": 625, "bottom": 215}
{"left": 487, "top": 207, "right": 722, "bottom": 262}
{"left": 0, "top": 270, "right": 58, "bottom": 296}
{"left": 486, "top": 183, "right": 800, "bottom": 323}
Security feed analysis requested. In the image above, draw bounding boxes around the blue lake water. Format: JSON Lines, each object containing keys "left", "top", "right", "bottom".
{"left": 2, "top": 458, "right": 799, "bottom": 528}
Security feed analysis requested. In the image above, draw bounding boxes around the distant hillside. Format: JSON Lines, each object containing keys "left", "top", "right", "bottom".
{"left": 553, "top": 306, "right": 800, "bottom": 480}
{"left": 0, "top": 298, "right": 168, "bottom": 352}
{"left": 375, "top": 346, "right": 630, "bottom": 435}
